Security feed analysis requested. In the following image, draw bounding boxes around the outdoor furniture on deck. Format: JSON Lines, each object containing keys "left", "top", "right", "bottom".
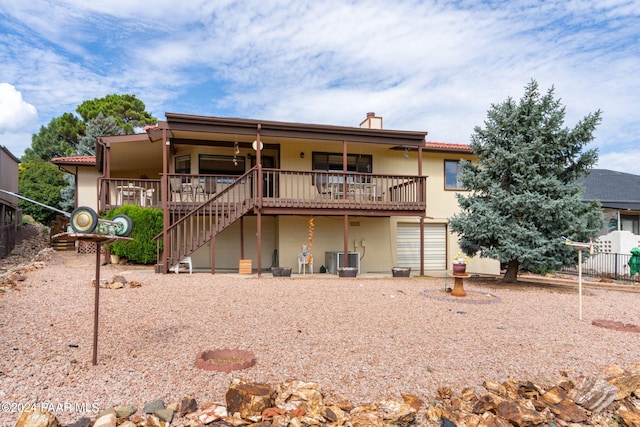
{"left": 144, "top": 188, "right": 155, "bottom": 206}
{"left": 117, "top": 184, "right": 145, "bottom": 205}
{"left": 194, "top": 177, "right": 217, "bottom": 202}
{"left": 170, "top": 177, "right": 193, "bottom": 202}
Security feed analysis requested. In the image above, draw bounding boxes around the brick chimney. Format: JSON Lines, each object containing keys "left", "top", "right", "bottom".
{"left": 359, "top": 112, "right": 383, "bottom": 129}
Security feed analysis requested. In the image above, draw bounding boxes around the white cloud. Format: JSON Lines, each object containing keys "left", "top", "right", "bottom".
{"left": 0, "top": 0, "right": 638, "bottom": 173}
{"left": 0, "top": 83, "right": 37, "bottom": 133}
{"left": 596, "top": 151, "right": 640, "bottom": 176}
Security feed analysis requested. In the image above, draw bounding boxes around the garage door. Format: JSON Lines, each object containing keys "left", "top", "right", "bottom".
{"left": 396, "top": 223, "right": 447, "bottom": 270}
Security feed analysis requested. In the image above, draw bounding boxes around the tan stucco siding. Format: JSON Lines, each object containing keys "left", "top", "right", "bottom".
{"left": 75, "top": 167, "right": 100, "bottom": 211}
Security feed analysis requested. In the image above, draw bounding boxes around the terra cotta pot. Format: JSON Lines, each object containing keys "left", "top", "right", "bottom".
{"left": 452, "top": 263, "right": 466, "bottom": 275}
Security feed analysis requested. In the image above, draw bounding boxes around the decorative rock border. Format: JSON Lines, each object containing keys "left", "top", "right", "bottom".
{"left": 420, "top": 288, "right": 501, "bottom": 304}
{"left": 195, "top": 349, "right": 256, "bottom": 373}
{"left": 592, "top": 319, "right": 640, "bottom": 333}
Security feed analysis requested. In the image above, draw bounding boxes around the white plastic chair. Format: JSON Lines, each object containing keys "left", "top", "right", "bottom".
{"left": 173, "top": 257, "right": 192, "bottom": 274}
{"left": 298, "top": 252, "right": 313, "bottom": 274}
{"left": 144, "top": 188, "right": 155, "bottom": 206}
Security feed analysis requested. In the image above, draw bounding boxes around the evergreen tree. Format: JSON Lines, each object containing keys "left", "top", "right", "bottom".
{"left": 76, "top": 94, "right": 157, "bottom": 134}
{"left": 59, "top": 174, "right": 75, "bottom": 212}
{"left": 18, "top": 159, "right": 68, "bottom": 224}
{"left": 22, "top": 113, "right": 85, "bottom": 162}
{"left": 449, "top": 80, "right": 603, "bottom": 283}
{"left": 76, "top": 112, "right": 124, "bottom": 156}
{"left": 59, "top": 113, "right": 125, "bottom": 209}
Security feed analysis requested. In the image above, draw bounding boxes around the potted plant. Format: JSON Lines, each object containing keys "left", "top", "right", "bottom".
{"left": 452, "top": 252, "right": 469, "bottom": 275}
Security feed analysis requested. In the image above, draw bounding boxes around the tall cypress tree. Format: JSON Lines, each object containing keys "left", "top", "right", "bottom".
{"left": 449, "top": 80, "right": 603, "bottom": 282}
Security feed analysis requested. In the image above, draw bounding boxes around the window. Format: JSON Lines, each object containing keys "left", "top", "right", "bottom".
{"left": 312, "top": 152, "right": 372, "bottom": 173}
{"left": 175, "top": 155, "right": 191, "bottom": 174}
{"left": 444, "top": 160, "right": 464, "bottom": 190}
{"left": 620, "top": 214, "right": 640, "bottom": 235}
{"left": 199, "top": 154, "right": 245, "bottom": 176}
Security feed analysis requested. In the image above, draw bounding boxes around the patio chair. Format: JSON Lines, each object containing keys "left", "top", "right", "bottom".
{"left": 170, "top": 177, "right": 186, "bottom": 201}
{"left": 195, "top": 177, "right": 217, "bottom": 202}
{"left": 144, "top": 188, "right": 155, "bottom": 207}
{"left": 173, "top": 257, "right": 192, "bottom": 274}
{"left": 298, "top": 245, "right": 313, "bottom": 274}
{"left": 315, "top": 175, "right": 332, "bottom": 198}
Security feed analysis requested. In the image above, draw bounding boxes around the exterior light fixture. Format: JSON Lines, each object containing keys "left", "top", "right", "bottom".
{"left": 300, "top": 152, "right": 305, "bottom": 159}
{"left": 252, "top": 140, "right": 263, "bottom": 151}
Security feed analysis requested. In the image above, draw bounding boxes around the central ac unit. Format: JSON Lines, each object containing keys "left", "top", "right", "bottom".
{"left": 325, "top": 251, "right": 360, "bottom": 274}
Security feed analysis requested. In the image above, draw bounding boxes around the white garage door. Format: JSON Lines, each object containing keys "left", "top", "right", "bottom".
{"left": 396, "top": 223, "right": 447, "bottom": 270}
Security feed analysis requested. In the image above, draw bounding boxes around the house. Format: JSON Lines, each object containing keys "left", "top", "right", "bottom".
{"left": 0, "top": 145, "right": 20, "bottom": 258}
{"left": 578, "top": 168, "right": 640, "bottom": 259}
{"left": 51, "top": 155, "right": 100, "bottom": 212}
{"left": 56, "top": 112, "right": 500, "bottom": 276}
{"left": 580, "top": 169, "right": 640, "bottom": 235}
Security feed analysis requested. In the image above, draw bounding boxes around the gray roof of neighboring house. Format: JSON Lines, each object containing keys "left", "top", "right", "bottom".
{"left": 580, "top": 169, "right": 640, "bottom": 210}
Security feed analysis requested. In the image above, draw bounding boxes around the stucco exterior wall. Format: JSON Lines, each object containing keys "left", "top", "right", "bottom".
{"left": 190, "top": 216, "right": 277, "bottom": 271}
{"left": 276, "top": 216, "right": 393, "bottom": 274}
{"left": 76, "top": 167, "right": 100, "bottom": 211}
{"left": 423, "top": 152, "right": 501, "bottom": 276}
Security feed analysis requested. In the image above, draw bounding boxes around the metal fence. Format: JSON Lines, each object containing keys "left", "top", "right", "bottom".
{"left": 561, "top": 252, "right": 639, "bottom": 283}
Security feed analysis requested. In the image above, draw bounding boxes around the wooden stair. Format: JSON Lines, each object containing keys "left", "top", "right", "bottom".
{"left": 49, "top": 216, "right": 75, "bottom": 251}
{"left": 163, "top": 169, "right": 257, "bottom": 270}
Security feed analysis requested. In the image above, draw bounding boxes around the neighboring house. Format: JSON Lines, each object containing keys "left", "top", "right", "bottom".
{"left": 579, "top": 168, "right": 640, "bottom": 257}
{"left": 58, "top": 112, "right": 500, "bottom": 276}
{"left": 0, "top": 145, "right": 20, "bottom": 258}
{"left": 573, "top": 169, "right": 640, "bottom": 279}
{"left": 580, "top": 169, "right": 640, "bottom": 236}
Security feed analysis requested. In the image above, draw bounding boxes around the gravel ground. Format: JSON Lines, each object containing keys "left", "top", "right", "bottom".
{"left": 1, "top": 250, "right": 640, "bottom": 424}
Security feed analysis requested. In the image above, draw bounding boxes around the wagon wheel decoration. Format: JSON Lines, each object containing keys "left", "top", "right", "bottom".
{"left": 110, "top": 214, "right": 133, "bottom": 237}
{"left": 70, "top": 206, "right": 98, "bottom": 234}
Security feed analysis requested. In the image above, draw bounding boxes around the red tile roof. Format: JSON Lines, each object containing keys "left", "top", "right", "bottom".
{"left": 51, "top": 156, "right": 96, "bottom": 165}
{"left": 424, "top": 141, "right": 472, "bottom": 153}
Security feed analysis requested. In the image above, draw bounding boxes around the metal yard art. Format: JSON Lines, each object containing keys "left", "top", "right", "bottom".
{"left": 562, "top": 236, "right": 595, "bottom": 321}
{"left": 0, "top": 189, "right": 132, "bottom": 237}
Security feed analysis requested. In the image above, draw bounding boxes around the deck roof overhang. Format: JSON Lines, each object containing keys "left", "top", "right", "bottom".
{"left": 97, "top": 133, "right": 161, "bottom": 174}
{"left": 147, "top": 113, "right": 428, "bottom": 148}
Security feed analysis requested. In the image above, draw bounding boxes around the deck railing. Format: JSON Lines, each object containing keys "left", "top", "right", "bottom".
{"left": 99, "top": 178, "right": 162, "bottom": 211}
{"left": 100, "top": 170, "right": 426, "bottom": 213}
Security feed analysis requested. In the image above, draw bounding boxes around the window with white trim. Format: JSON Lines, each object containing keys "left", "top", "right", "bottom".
{"left": 444, "top": 160, "right": 465, "bottom": 190}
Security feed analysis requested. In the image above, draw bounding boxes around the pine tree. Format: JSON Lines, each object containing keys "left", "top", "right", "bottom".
{"left": 76, "top": 112, "right": 124, "bottom": 156}
{"left": 449, "top": 80, "right": 603, "bottom": 283}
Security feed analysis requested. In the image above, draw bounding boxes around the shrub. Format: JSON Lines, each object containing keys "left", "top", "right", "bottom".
{"left": 106, "top": 206, "right": 163, "bottom": 264}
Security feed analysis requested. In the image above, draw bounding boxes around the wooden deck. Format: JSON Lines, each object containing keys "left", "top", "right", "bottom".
{"left": 99, "top": 169, "right": 426, "bottom": 217}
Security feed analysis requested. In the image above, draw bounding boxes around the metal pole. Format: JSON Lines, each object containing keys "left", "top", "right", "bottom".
{"left": 578, "top": 249, "right": 583, "bottom": 321}
{"left": 93, "top": 242, "right": 101, "bottom": 365}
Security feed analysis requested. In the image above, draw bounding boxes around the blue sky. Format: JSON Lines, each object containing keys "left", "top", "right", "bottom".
{"left": 0, "top": 0, "right": 638, "bottom": 173}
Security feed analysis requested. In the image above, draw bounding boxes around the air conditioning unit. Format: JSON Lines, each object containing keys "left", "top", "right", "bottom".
{"left": 325, "top": 251, "right": 360, "bottom": 275}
